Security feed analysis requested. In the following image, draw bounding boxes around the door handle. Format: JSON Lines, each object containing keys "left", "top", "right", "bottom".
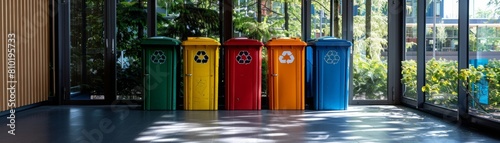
{"left": 186, "top": 74, "right": 193, "bottom": 76}
{"left": 111, "top": 39, "right": 115, "bottom": 55}
{"left": 272, "top": 74, "right": 278, "bottom": 77}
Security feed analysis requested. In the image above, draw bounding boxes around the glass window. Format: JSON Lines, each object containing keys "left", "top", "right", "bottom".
{"left": 402, "top": 0, "right": 417, "bottom": 100}
{"left": 116, "top": 0, "right": 148, "bottom": 100}
{"left": 311, "top": 0, "right": 331, "bottom": 39}
{"left": 426, "top": 0, "right": 442, "bottom": 17}
{"left": 352, "top": 0, "right": 388, "bottom": 100}
{"left": 233, "top": 0, "right": 258, "bottom": 37}
{"left": 157, "top": 0, "right": 220, "bottom": 41}
{"left": 467, "top": 0, "right": 500, "bottom": 122}
{"left": 423, "top": 0, "right": 458, "bottom": 109}
{"left": 287, "top": 0, "right": 302, "bottom": 37}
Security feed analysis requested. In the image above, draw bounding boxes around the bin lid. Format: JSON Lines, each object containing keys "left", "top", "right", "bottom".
{"left": 307, "top": 36, "right": 352, "bottom": 47}
{"left": 224, "top": 37, "right": 263, "bottom": 46}
{"left": 182, "top": 37, "right": 221, "bottom": 46}
{"left": 141, "top": 36, "right": 181, "bottom": 46}
{"left": 265, "top": 37, "right": 307, "bottom": 46}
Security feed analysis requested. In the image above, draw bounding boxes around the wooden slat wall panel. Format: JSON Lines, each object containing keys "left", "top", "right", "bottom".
{"left": 1, "top": 0, "right": 5, "bottom": 111}
{"left": 1, "top": 0, "right": 50, "bottom": 112}
{"left": 43, "top": 0, "right": 49, "bottom": 104}
{"left": 18, "top": 0, "right": 23, "bottom": 108}
{"left": 34, "top": 0, "right": 38, "bottom": 104}
{"left": 23, "top": 0, "right": 27, "bottom": 106}
{"left": 19, "top": 0, "right": 24, "bottom": 107}
{"left": 18, "top": 0, "right": 23, "bottom": 107}
{"left": 28, "top": 0, "right": 32, "bottom": 105}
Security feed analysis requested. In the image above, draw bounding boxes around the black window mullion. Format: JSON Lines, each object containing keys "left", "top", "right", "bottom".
{"left": 458, "top": 0, "right": 470, "bottom": 121}
{"left": 342, "top": 0, "right": 353, "bottom": 103}
{"left": 416, "top": 0, "right": 426, "bottom": 109}
{"left": 147, "top": 0, "right": 156, "bottom": 37}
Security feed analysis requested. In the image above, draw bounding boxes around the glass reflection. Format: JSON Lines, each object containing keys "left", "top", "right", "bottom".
{"left": 402, "top": 0, "right": 417, "bottom": 100}
{"left": 352, "top": 0, "right": 388, "bottom": 100}
{"left": 467, "top": 0, "right": 500, "bottom": 122}
{"left": 70, "top": 0, "right": 106, "bottom": 100}
{"left": 116, "top": 0, "right": 148, "bottom": 100}
{"left": 423, "top": 0, "right": 458, "bottom": 109}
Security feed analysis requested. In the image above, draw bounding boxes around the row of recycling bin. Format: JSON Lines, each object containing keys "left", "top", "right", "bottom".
{"left": 142, "top": 36, "right": 351, "bottom": 110}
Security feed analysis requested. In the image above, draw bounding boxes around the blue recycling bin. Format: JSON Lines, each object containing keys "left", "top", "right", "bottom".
{"left": 307, "top": 37, "right": 352, "bottom": 110}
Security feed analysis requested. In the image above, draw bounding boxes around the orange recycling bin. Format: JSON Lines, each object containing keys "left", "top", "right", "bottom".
{"left": 265, "top": 37, "right": 307, "bottom": 110}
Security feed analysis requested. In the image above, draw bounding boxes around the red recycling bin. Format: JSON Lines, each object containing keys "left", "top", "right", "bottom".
{"left": 224, "top": 38, "right": 264, "bottom": 110}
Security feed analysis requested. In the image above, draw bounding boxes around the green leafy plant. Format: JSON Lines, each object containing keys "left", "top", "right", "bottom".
{"left": 485, "top": 60, "right": 500, "bottom": 107}
{"left": 402, "top": 58, "right": 500, "bottom": 111}
{"left": 457, "top": 63, "right": 500, "bottom": 121}
{"left": 401, "top": 60, "right": 417, "bottom": 99}
{"left": 422, "top": 59, "right": 459, "bottom": 107}
{"left": 116, "top": 1, "right": 148, "bottom": 97}
{"left": 159, "top": 3, "right": 219, "bottom": 41}
{"left": 234, "top": 15, "right": 285, "bottom": 41}
{"left": 353, "top": 56, "right": 387, "bottom": 99}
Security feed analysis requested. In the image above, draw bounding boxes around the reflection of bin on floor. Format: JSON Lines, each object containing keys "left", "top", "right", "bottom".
{"left": 224, "top": 38, "right": 264, "bottom": 110}
{"left": 265, "top": 37, "right": 307, "bottom": 110}
{"left": 182, "top": 37, "right": 220, "bottom": 110}
{"left": 141, "top": 36, "right": 181, "bottom": 110}
{"left": 470, "top": 58, "right": 489, "bottom": 105}
{"left": 307, "top": 37, "right": 352, "bottom": 110}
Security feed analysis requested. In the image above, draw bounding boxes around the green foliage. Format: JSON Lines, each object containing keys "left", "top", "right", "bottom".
{"left": 234, "top": 15, "right": 284, "bottom": 41}
{"left": 401, "top": 58, "right": 500, "bottom": 109}
{"left": 405, "top": 42, "right": 417, "bottom": 50}
{"left": 423, "top": 59, "right": 459, "bottom": 107}
{"left": 488, "top": 0, "right": 500, "bottom": 16}
{"left": 485, "top": 60, "right": 500, "bottom": 107}
{"left": 351, "top": 0, "right": 388, "bottom": 99}
{"left": 158, "top": 4, "right": 219, "bottom": 41}
{"left": 286, "top": 0, "right": 303, "bottom": 37}
{"left": 470, "top": 27, "right": 500, "bottom": 52}
{"left": 116, "top": 0, "right": 148, "bottom": 97}
{"left": 353, "top": 56, "right": 387, "bottom": 99}
{"left": 401, "top": 60, "right": 417, "bottom": 99}
{"left": 459, "top": 62, "right": 500, "bottom": 111}
{"left": 261, "top": 47, "right": 268, "bottom": 93}
{"left": 70, "top": 0, "right": 106, "bottom": 95}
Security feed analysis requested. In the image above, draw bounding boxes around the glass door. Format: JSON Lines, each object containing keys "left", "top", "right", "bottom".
{"left": 64, "top": 0, "right": 115, "bottom": 103}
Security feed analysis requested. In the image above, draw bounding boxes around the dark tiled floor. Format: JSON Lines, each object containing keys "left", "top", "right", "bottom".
{"left": 1, "top": 105, "right": 499, "bottom": 143}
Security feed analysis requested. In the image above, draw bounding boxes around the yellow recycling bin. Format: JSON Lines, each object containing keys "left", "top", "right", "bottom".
{"left": 265, "top": 37, "right": 307, "bottom": 110}
{"left": 182, "top": 37, "right": 220, "bottom": 110}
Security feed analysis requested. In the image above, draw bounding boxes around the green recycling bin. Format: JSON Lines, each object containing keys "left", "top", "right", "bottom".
{"left": 141, "top": 36, "right": 181, "bottom": 110}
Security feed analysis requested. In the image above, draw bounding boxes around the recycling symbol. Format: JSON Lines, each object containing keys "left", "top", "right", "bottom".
{"left": 151, "top": 50, "right": 167, "bottom": 64}
{"left": 194, "top": 50, "right": 209, "bottom": 64}
{"left": 324, "top": 50, "right": 340, "bottom": 64}
{"left": 236, "top": 50, "right": 252, "bottom": 64}
{"left": 279, "top": 51, "right": 294, "bottom": 64}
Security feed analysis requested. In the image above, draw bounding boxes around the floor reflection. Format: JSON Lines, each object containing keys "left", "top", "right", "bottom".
{"left": 133, "top": 106, "right": 498, "bottom": 142}
{"left": 1, "top": 105, "right": 499, "bottom": 143}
